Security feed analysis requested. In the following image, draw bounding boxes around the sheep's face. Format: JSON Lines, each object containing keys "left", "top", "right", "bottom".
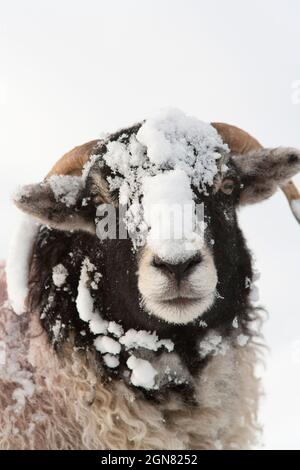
{"left": 15, "top": 117, "right": 300, "bottom": 326}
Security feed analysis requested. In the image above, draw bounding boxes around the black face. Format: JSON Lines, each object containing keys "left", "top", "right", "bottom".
{"left": 28, "top": 155, "right": 254, "bottom": 388}
{"left": 15, "top": 118, "right": 300, "bottom": 398}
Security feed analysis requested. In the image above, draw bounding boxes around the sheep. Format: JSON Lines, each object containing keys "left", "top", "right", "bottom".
{"left": 1, "top": 109, "right": 300, "bottom": 450}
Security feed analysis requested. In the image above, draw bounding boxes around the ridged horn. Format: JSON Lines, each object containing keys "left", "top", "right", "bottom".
{"left": 46, "top": 140, "right": 98, "bottom": 178}
{"left": 212, "top": 122, "right": 300, "bottom": 224}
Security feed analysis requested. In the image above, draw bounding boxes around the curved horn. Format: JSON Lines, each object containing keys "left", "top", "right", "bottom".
{"left": 45, "top": 123, "right": 300, "bottom": 223}
{"left": 212, "top": 122, "right": 300, "bottom": 224}
{"left": 46, "top": 140, "right": 98, "bottom": 178}
{"left": 212, "top": 122, "right": 262, "bottom": 154}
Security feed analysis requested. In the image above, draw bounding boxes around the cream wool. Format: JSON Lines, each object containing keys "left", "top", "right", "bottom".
{"left": 0, "top": 265, "right": 261, "bottom": 450}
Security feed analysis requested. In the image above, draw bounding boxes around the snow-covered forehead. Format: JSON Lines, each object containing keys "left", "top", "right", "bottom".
{"left": 99, "top": 108, "right": 228, "bottom": 251}
{"left": 142, "top": 170, "right": 194, "bottom": 207}
{"left": 136, "top": 108, "right": 226, "bottom": 176}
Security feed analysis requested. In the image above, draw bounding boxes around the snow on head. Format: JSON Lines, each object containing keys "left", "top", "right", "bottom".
{"left": 49, "top": 175, "right": 83, "bottom": 207}
{"left": 136, "top": 108, "right": 227, "bottom": 189}
{"left": 142, "top": 168, "right": 204, "bottom": 262}
{"left": 100, "top": 108, "right": 228, "bottom": 250}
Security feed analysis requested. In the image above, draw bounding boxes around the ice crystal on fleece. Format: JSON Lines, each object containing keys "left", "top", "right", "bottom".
{"left": 249, "top": 285, "right": 259, "bottom": 303}
{"left": 94, "top": 336, "right": 121, "bottom": 355}
{"left": 237, "top": 334, "right": 249, "bottom": 347}
{"left": 119, "top": 329, "right": 174, "bottom": 352}
{"left": 103, "top": 354, "right": 120, "bottom": 369}
{"left": 199, "top": 333, "right": 229, "bottom": 358}
{"left": 11, "top": 377, "right": 35, "bottom": 414}
{"left": 76, "top": 257, "right": 108, "bottom": 334}
{"left": 0, "top": 310, "right": 35, "bottom": 414}
{"left": 76, "top": 258, "right": 96, "bottom": 322}
{"left": 52, "top": 264, "right": 68, "bottom": 288}
{"left": 249, "top": 269, "right": 260, "bottom": 303}
{"left": 127, "top": 355, "right": 158, "bottom": 390}
{"left": 75, "top": 263, "right": 176, "bottom": 381}
{"left": 6, "top": 215, "right": 40, "bottom": 315}
{"left": 89, "top": 316, "right": 108, "bottom": 335}
{"left": 232, "top": 317, "right": 239, "bottom": 329}
{"left": 52, "top": 319, "right": 62, "bottom": 342}
{"left": 107, "top": 321, "right": 124, "bottom": 338}
{"left": 90, "top": 272, "right": 102, "bottom": 290}
{"left": 49, "top": 175, "right": 83, "bottom": 207}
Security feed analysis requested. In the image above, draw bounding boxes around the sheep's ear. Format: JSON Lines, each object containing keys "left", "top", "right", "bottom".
{"left": 232, "top": 147, "right": 300, "bottom": 205}
{"left": 14, "top": 176, "right": 96, "bottom": 233}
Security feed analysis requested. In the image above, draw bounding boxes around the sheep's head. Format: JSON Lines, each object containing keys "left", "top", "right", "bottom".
{"left": 15, "top": 110, "right": 300, "bottom": 327}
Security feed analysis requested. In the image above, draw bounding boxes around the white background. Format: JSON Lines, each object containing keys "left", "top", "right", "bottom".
{"left": 0, "top": 0, "right": 299, "bottom": 449}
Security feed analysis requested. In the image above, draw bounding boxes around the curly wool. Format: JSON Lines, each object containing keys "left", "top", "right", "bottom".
{"left": 0, "top": 265, "right": 262, "bottom": 450}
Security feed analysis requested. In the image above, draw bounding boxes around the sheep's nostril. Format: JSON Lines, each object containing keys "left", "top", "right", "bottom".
{"left": 152, "top": 255, "right": 202, "bottom": 283}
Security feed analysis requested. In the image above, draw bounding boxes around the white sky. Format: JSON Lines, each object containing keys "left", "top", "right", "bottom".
{"left": 1, "top": 0, "right": 300, "bottom": 449}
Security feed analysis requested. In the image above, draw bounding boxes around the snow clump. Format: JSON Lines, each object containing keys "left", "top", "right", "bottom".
{"left": 127, "top": 355, "right": 158, "bottom": 390}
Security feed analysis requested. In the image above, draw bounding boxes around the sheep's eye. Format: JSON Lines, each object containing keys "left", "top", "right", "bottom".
{"left": 220, "top": 178, "right": 235, "bottom": 195}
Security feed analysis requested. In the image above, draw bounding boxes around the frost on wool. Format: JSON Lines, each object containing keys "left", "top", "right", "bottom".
{"left": 52, "top": 319, "right": 63, "bottom": 343}
{"left": 76, "top": 258, "right": 108, "bottom": 335}
{"left": 6, "top": 215, "right": 40, "bottom": 315}
{"left": 103, "top": 353, "right": 120, "bottom": 369}
{"left": 119, "top": 329, "right": 174, "bottom": 353}
{"left": 246, "top": 267, "right": 260, "bottom": 304}
{"left": 49, "top": 175, "right": 83, "bottom": 207}
{"left": 199, "top": 333, "right": 229, "bottom": 359}
{"left": 94, "top": 336, "right": 121, "bottom": 355}
{"left": 76, "top": 258, "right": 96, "bottom": 323}
{"left": 107, "top": 321, "right": 124, "bottom": 338}
{"left": 236, "top": 334, "right": 249, "bottom": 347}
{"left": 75, "top": 259, "right": 176, "bottom": 382}
{"left": 0, "top": 301, "right": 35, "bottom": 414}
{"left": 52, "top": 264, "right": 68, "bottom": 288}
{"left": 127, "top": 355, "right": 158, "bottom": 390}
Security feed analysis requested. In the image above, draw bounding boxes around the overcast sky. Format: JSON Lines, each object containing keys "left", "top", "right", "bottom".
{"left": 1, "top": 0, "right": 300, "bottom": 449}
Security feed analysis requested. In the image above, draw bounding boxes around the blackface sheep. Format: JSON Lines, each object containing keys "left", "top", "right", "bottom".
{"left": 1, "top": 109, "right": 300, "bottom": 450}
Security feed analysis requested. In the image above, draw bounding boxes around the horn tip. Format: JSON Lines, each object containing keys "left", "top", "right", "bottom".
{"left": 290, "top": 198, "right": 300, "bottom": 224}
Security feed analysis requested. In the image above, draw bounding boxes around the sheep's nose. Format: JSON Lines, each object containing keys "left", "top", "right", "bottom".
{"left": 152, "top": 255, "right": 202, "bottom": 283}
